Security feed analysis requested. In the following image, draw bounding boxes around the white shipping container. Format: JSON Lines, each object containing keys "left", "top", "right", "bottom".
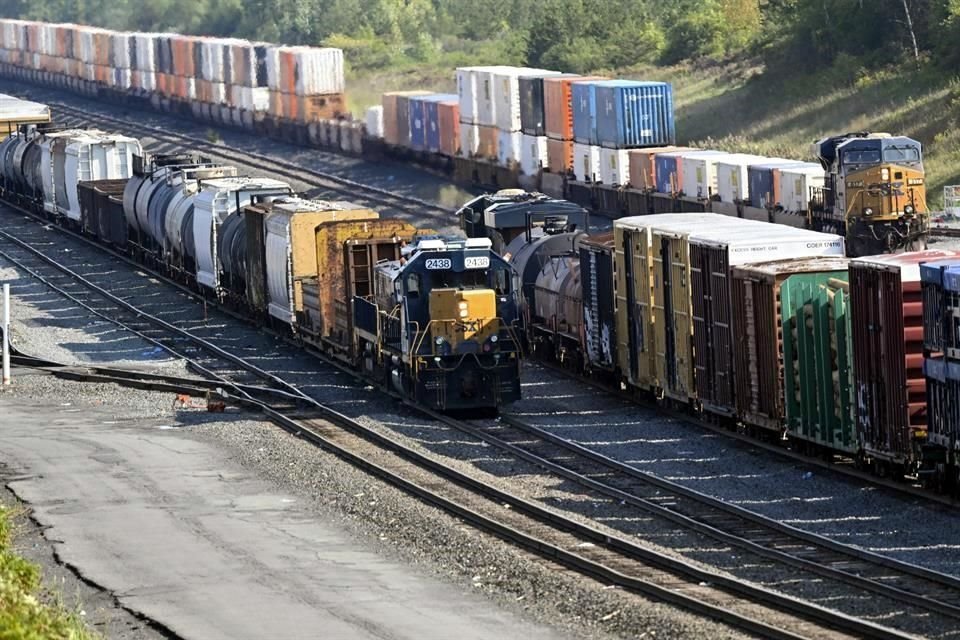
{"left": 599, "top": 148, "right": 630, "bottom": 186}
{"left": 715, "top": 154, "right": 769, "bottom": 203}
{"left": 473, "top": 66, "right": 512, "bottom": 127}
{"left": 266, "top": 46, "right": 344, "bottom": 95}
{"left": 778, "top": 163, "right": 825, "bottom": 213}
{"left": 572, "top": 143, "right": 600, "bottom": 182}
{"left": 112, "top": 32, "right": 132, "bottom": 69}
{"left": 133, "top": 33, "right": 156, "bottom": 71}
{"left": 497, "top": 129, "right": 522, "bottom": 168}
{"left": 199, "top": 38, "right": 225, "bottom": 82}
{"left": 193, "top": 177, "right": 291, "bottom": 290}
{"left": 680, "top": 150, "right": 728, "bottom": 199}
{"left": 492, "top": 67, "right": 559, "bottom": 132}
{"left": 365, "top": 105, "right": 384, "bottom": 139}
{"left": 456, "top": 67, "right": 479, "bottom": 125}
{"left": 459, "top": 122, "right": 480, "bottom": 157}
{"left": 520, "top": 134, "right": 547, "bottom": 175}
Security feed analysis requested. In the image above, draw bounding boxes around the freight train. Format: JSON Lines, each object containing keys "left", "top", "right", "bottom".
{"left": 0, "top": 18, "right": 933, "bottom": 262}
{"left": 464, "top": 190, "right": 960, "bottom": 494}
{"left": 0, "top": 110, "right": 523, "bottom": 411}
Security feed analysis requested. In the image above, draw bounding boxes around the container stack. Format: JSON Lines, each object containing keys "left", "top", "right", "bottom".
{"left": 266, "top": 46, "right": 344, "bottom": 123}
{"left": 0, "top": 19, "right": 342, "bottom": 123}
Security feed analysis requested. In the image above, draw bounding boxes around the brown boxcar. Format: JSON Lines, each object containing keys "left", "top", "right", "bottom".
{"left": 849, "top": 250, "right": 960, "bottom": 470}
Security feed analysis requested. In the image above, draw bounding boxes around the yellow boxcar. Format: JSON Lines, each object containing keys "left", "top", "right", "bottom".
{"left": 614, "top": 221, "right": 656, "bottom": 392}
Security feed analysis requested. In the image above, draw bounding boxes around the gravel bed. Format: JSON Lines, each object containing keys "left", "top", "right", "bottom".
{"left": 0, "top": 260, "right": 189, "bottom": 377}
{"left": 513, "top": 363, "right": 960, "bottom": 577}
{"left": 2, "top": 370, "right": 751, "bottom": 640}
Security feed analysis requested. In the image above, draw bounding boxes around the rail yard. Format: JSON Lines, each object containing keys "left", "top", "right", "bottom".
{"left": 3, "top": 18, "right": 960, "bottom": 640}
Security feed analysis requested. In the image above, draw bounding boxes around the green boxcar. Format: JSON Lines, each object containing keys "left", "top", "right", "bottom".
{"left": 782, "top": 272, "right": 856, "bottom": 453}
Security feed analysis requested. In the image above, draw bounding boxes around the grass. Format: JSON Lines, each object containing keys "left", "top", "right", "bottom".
{"left": 348, "top": 54, "right": 960, "bottom": 208}
{"left": 0, "top": 503, "right": 100, "bottom": 640}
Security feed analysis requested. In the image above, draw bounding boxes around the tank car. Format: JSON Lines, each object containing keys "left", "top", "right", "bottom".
{"left": 356, "top": 236, "right": 522, "bottom": 410}
{"left": 810, "top": 132, "right": 929, "bottom": 256}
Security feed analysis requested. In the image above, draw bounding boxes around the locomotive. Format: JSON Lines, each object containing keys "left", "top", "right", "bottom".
{"left": 810, "top": 132, "right": 929, "bottom": 257}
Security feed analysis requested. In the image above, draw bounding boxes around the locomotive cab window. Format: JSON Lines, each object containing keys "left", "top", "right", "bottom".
{"left": 494, "top": 268, "right": 511, "bottom": 295}
{"left": 842, "top": 149, "right": 881, "bottom": 166}
{"left": 883, "top": 145, "right": 921, "bottom": 164}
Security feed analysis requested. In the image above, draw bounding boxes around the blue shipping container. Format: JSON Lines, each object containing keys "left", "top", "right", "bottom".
{"left": 422, "top": 94, "right": 457, "bottom": 153}
{"left": 594, "top": 80, "right": 675, "bottom": 149}
{"left": 747, "top": 161, "right": 806, "bottom": 209}
{"left": 408, "top": 95, "right": 429, "bottom": 151}
{"left": 572, "top": 81, "right": 600, "bottom": 144}
{"left": 654, "top": 153, "right": 683, "bottom": 194}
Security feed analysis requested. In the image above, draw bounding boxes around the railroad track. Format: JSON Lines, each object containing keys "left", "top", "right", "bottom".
{"left": 0, "top": 203, "right": 924, "bottom": 639}
{"left": 420, "top": 407, "right": 960, "bottom": 634}
{"left": 47, "top": 100, "right": 456, "bottom": 227}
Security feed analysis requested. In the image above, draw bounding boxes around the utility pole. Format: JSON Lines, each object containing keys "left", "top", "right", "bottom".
{"left": 2, "top": 283, "right": 10, "bottom": 386}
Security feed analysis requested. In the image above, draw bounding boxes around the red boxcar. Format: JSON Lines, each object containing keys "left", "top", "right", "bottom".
{"left": 849, "top": 250, "right": 960, "bottom": 472}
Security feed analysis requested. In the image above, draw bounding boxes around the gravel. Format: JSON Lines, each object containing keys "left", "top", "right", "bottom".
{"left": 513, "top": 363, "right": 960, "bottom": 577}
{"left": 1, "top": 370, "right": 751, "bottom": 640}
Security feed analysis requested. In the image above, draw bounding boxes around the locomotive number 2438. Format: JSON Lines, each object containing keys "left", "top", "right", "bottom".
{"left": 425, "top": 258, "right": 453, "bottom": 270}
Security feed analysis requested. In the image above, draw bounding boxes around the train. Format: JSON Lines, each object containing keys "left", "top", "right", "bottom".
{"left": 0, "top": 105, "right": 523, "bottom": 412}
{"left": 0, "top": 19, "right": 933, "bottom": 262}
{"left": 463, "top": 189, "right": 960, "bottom": 495}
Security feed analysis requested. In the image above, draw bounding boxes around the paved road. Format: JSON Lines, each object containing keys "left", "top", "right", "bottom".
{"left": 0, "top": 395, "right": 563, "bottom": 640}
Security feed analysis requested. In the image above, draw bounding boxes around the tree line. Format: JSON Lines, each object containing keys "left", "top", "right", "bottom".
{"left": 0, "top": 0, "right": 957, "bottom": 73}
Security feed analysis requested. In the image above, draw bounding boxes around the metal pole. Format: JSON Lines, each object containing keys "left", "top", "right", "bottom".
{"left": 2, "top": 283, "right": 9, "bottom": 386}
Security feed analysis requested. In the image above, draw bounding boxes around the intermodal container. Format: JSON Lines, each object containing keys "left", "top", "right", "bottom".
{"left": 593, "top": 80, "right": 675, "bottom": 149}
{"left": 460, "top": 123, "right": 480, "bottom": 158}
{"left": 382, "top": 90, "right": 431, "bottom": 147}
{"left": 580, "top": 232, "right": 618, "bottom": 371}
{"left": 920, "top": 260, "right": 960, "bottom": 354}
{"left": 520, "top": 73, "right": 577, "bottom": 137}
{"left": 731, "top": 258, "right": 851, "bottom": 442}
{"left": 690, "top": 226, "right": 845, "bottom": 416}
{"left": 627, "top": 146, "right": 689, "bottom": 191}
{"left": 681, "top": 151, "right": 736, "bottom": 199}
{"left": 571, "top": 80, "right": 600, "bottom": 144}
{"left": 409, "top": 93, "right": 457, "bottom": 152}
{"left": 654, "top": 150, "right": 718, "bottom": 195}
{"left": 572, "top": 143, "right": 600, "bottom": 182}
{"left": 436, "top": 99, "right": 459, "bottom": 157}
{"left": 547, "top": 138, "right": 574, "bottom": 175}
{"left": 477, "top": 124, "right": 498, "bottom": 159}
{"left": 715, "top": 154, "right": 768, "bottom": 203}
{"left": 747, "top": 160, "right": 805, "bottom": 209}
{"left": 497, "top": 129, "right": 521, "bottom": 168}
{"left": 543, "top": 75, "right": 606, "bottom": 141}
{"left": 491, "top": 68, "right": 558, "bottom": 133}
{"left": 849, "top": 250, "right": 960, "bottom": 468}
{"left": 778, "top": 163, "right": 824, "bottom": 214}
{"left": 520, "top": 134, "right": 548, "bottom": 176}
{"left": 598, "top": 148, "right": 629, "bottom": 186}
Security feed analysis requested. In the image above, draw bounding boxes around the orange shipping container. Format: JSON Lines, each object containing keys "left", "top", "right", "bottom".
{"left": 477, "top": 124, "right": 498, "bottom": 159}
{"left": 628, "top": 146, "right": 690, "bottom": 191}
{"left": 547, "top": 138, "right": 574, "bottom": 174}
{"left": 381, "top": 91, "right": 431, "bottom": 146}
{"left": 544, "top": 75, "right": 606, "bottom": 141}
{"left": 437, "top": 100, "right": 460, "bottom": 157}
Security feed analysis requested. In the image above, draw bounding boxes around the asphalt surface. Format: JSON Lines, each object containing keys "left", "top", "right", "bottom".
{"left": 0, "top": 393, "right": 569, "bottom": 640}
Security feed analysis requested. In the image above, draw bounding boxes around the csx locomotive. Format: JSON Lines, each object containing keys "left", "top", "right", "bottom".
{"left": 810, "top": 132, "right": 929, "bottom": 256}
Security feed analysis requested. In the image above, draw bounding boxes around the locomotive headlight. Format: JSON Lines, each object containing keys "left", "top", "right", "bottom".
{"left": 864, "top": 208, "right": 874, "bottom": 216}
{"left": 435, "top": 336, "right": 445, "bottom": 346}
{"left": 905, "top": 205, "right": 915, "bottom": 215}
{"left": 490, "top": 334, "right": 498, "bottom": 343}
{"left": 881, "top": 168, "right": 890, "bottom": 181}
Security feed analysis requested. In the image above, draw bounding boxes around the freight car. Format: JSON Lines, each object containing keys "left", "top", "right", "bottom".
{"left": 459, "top": 195, "right": 960, "bottom": 493}
{"left": 0, "top": 109, "right": 522, "bottom": 412}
